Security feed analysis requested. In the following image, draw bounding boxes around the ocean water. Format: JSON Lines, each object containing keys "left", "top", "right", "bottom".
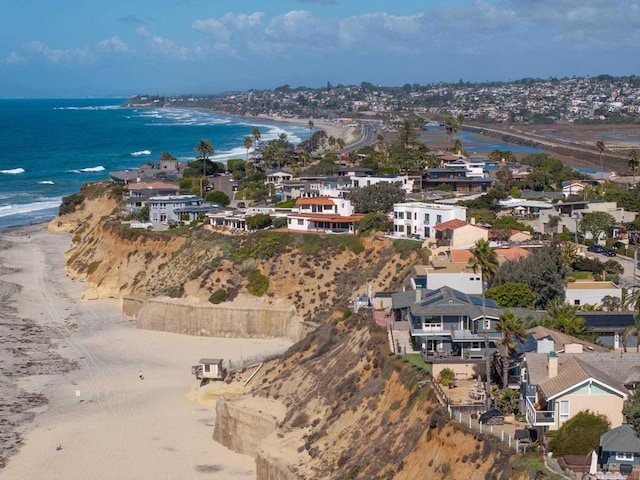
{"left": 0, "top": 98, "right": 312, "bottom": 231}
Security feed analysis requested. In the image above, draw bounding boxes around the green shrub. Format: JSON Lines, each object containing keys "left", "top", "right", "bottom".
{"left": 272, "top": 217, "right": 287, "bottom": 229}
{"left": 87, "top": 260, "right": 101, "bottom": 275}
{"left": 208, "top": 289, "right": 228, "bottom": 304}
{"left": 246, "top": 269, "right": 269, "bottom": 296}
{"left": 439, "top": 367, "right": 455, "bottom": 386}
{"left": 299, "top": 234, "right": 321, "bottom": 255}
{"left": 392, "top": 239, "right": 423, "bottom": 256}
{"left": 328, "top": 235, "right": 364, "bottom": 254}
{"left": 205, "top": 190, "right": 231, "bottom": 206}
{"left": 59, "top": 192, "right": 85, "bottom": 215}
{"left": 548, "top": 410, "right": 610, "bottom": 456}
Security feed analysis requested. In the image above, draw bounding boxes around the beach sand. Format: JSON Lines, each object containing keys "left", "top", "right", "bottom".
{"left": 0, "top": 224, "right": 292, "bottom": 479}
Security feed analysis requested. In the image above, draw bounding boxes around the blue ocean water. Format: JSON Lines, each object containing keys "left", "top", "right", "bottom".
{"left": 0, "top": 98, "right": 312, "bottom": 230}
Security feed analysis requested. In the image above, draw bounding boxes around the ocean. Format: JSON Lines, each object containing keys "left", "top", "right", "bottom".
{"left": 0, "top": 98, "right": 312, "bottom": 231}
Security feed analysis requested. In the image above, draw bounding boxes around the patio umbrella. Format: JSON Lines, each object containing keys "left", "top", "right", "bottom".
{"left": 589, "top": 449, "right": 598, "bottom": 475}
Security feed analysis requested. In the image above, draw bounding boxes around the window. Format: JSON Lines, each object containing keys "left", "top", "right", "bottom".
{"left": 297, "top": 219, "right": 304, "bottom": 225}
{"left": 470, "top": 342, "right": 481, "bottom": 351}
{"left": 398, "top": 212, "right": 404, "bottom": 219}
{"left": 425, "top": 213, "right": 430, "bottom": 223}
{"left": 574, "top": 300, "right": 580, "bottom": 306}
{"left": 559, "top": 400, "right": 570, "bottom": 421}
{"left": 616, "top": 452, "right": 634, "bottom": 461}
{"left": 436, "top": 215, "right": 442, "bottom": 224}
{"left": 414, "top": 212, "right": 417, "bottom": 220}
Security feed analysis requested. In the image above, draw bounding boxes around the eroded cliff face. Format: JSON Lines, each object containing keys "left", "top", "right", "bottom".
{"left": 51, "top": 185, "right": 525, "bottom": 480}
{"left": 211, "top": 312, "right": 518, "bottom": 480}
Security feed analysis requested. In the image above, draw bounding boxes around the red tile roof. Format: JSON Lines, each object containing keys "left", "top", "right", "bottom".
{"left": 433, "top": 219, "right": 470, "bottom": 231}
{"left": 295, "top": 197, "right": 336, "bottom": 206}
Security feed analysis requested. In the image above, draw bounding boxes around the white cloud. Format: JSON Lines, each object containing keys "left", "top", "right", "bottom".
{"left": 23, "top": 40, "right": 92, "bottom": 64}
{"left": 5, "top": 51, "right": 24, "bottom": 65}
{"left": 96, "top": 36, "right": 129, "bottom": 54}
{"left": 135, "top": 27, "right": 191, "bottom": 60}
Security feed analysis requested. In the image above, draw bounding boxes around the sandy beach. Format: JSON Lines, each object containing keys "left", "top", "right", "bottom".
{"left": 0, "top": 224, "right": 292, "bottom": 479}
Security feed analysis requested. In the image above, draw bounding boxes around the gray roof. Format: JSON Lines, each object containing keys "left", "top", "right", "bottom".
{"left": 600, "top": 424, "right": 640, "bottom": 453}
{"left": 571, "top": 352, "right": 640, "bottom": 387}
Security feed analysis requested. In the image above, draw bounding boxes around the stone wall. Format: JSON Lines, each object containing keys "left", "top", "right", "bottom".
{"left": 134, "top": 297, "right": 305, "bottom": 342}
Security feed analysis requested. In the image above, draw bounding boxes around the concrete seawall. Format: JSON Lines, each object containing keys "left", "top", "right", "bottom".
{"left": 131, "top": 296, "right": 305, "bottom": 342}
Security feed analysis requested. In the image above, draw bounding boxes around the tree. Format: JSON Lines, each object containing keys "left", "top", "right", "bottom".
{"left": 623, "top": 387, "right": 640, "bottom": 434}
{"left": 596, "top": 139, "right": 605, "bottom": 173}
{"left": 579, "top": 211, "right": 616, "bottom": 242}
{"left": 355, "top": 212, "right": 393, "bottom": 234}
{"left": 469, "top": 238, "right": 498, "bottom": 408}
{"left": 486, "top": 282, "right": 536, "bottom": 308}
{"left": 347, "top": 182, "right": 406, "bottom": 214}
{"left": 205, "top": 190, "right": 230, "bottom": 207}
{"left": 495, "top": 310, "right": 527, "bottom": 389}
{"left": 444, "top": 115, "right": 460, "bottom": 151}
{"left": 492, "top": 244, "right": 569, "bottom": 309}
{"left": 243, "top": 136, "right": 253, "bottom": 162}
{"left": 308, "top": 119, "right": 314, "bottom": 132}
{"left": 542, "top": 299, "right": 588, "bottom": 338}
{"left": 629, "top": 147, "right": 639, "bottom": 185}
{"left": 548, "top": 411, "right": 610, "bottom": 456}
{"left": 246, "top": 213, "right": 272, "bottom": 230}
{"left": 195, "top": 140, "right": 214, "bottom": 177}
{"left": 252, "top": 127, "right": 261, "bottom": 148}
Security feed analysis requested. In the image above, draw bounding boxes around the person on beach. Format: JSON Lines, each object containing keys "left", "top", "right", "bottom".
{"left": 139, "top": 370, "right": 143, "bottom": 380}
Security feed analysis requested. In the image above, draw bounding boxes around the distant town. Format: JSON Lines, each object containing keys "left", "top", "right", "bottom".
{"left": 125, "top": 75, "right": 640, "bottom": 125}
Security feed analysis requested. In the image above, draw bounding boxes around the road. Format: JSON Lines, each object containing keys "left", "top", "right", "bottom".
{"left": 587, "top": 250, "right": 638, "bottom": 286}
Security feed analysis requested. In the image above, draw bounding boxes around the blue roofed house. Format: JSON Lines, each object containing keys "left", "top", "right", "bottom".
{"left": 599, "top": 424, "right": 640, "bottom": 476}
{"left": 148, "top": 194, "right": 218, "bottom": 230}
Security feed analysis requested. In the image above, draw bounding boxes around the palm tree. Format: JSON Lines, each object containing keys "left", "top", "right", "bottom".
{"left": 444, "top": 115, "right": 460, "bottom": 152}
{"left": 469, "top": 238, "right": 498, "bottom": 408}
{"left": 252, "top": 127, "right": 261, "bottom": 149}
{"left": 496, "top": 311, "right": 527, "bottom": 390}
{"left": 243, "top": 136, "right": 253, "bottom": 162}
{"left": 195, "top": 139, "right": 214, "bottom": 177}
{"left": 629, "top": 148, "right": 639, "bottom": 186}
{"left": 596, "top": 139, "right": 605, "bottom": 174}
{"left": 541, "top": 299, "right": 587, "bottom": 338}
{"left": 308, "top": 120, "right": 314, "bottom": 132}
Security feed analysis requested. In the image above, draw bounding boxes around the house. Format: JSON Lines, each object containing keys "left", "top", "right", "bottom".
{"left": 433, "top": 219, "right": 488, "bottom": 248}
{"left": 599, "top": 424, "right": 640, "bottom": 475}
{"left": 337, "top": 166, "right": 373, "bottom": 177}
{"left": 422, "top": 168, "right": 497, "bottom": 193}
{"left": 349, "top": 174, "right": 412, "bottom": 193}
{"left": 411, "top": 263, "right": 483, "bottom": 295}
{"left": 522, "top": 348, "right": 628, "bottom": 432}
{"left": 579, "top": 312, "right": 637, "bottom": 350}
{"left": 402, "top": 286, "right": 504, "bottom": 360}
{"left": 286, "top": 197, "right": 364, "bottom": 233}
{"left": 265, "top": 169, "right": 294, "bottom": 186}
{"left": 392, "top": 202, "right": 467, "bottom": 240}
{"left": 565, "top": 281, "right": 622, "bottom": 308}
{"left": 280, "top": 180, "right": 308, "bottom": 201}
{"left": 125, "top": 181, "right": 180, "bottom": 213}
{"left": 148, "top": 195, "right": 216, "bottom": 230}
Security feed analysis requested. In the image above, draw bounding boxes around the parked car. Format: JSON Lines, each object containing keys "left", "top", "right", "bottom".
{"left": 603, "top": 248, "right": 617, "bottom": 256}
{"left": 479, "top": 409, "right": 505, "bottom": 425}
{"left": 587, "top": 245, "right": 605, "bottom": 253}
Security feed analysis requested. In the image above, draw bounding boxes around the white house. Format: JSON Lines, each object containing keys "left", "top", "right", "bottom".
{"left": 392, "top": 202, "right": 467, "bottom": 240}
{"left": 411, "top": 263, "right": 483, "bottom": 295}
{"left": 565, "top": 281, "right": 622, "bottom": 308}
{"left": 443, "top": 157, "right": 485, "bottom": 178}
{"left": 349, "top": 175, "right": 412, "bottom": 193}
{"left": 287, "top": 197, "right": 364, "bottom": 233}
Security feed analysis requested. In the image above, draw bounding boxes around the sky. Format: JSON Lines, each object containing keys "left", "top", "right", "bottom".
{"left": 1, "top": 0, "right": 638, "bottom": 97}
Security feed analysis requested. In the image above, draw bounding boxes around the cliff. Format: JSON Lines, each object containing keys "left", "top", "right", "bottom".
{"left": 50, "top": 183, "right": 539, "bottom": 480}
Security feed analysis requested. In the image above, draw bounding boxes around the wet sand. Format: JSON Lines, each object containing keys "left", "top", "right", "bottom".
{"left": 0, "top": 224, "right": 291, "bottom": 479}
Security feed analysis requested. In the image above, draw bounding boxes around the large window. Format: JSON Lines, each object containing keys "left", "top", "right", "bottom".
{"left": 436, "top": 215, "right": 442, "bottom": 224}
{"left": 424, "top": 213, "right": 430, "bottom": 223}
{"left": 559, "top": 400, "right": 570, "bottom": 421}
{"left": 616, "top": 452, "right": 634, "bottom": 461}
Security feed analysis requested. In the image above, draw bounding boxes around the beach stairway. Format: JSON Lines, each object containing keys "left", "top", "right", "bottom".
{"left": 387, "top": 322, "right": 418, "bottom": 355}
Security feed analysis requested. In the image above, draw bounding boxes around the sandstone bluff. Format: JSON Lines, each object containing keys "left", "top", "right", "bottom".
{"left": 49, "top": 182, "right": 540, "bottom": 479}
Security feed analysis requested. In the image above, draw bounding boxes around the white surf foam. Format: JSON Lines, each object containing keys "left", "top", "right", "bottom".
{"left": 131, "top": 150, "right": 152, "bottom": 156}
{"left": 68, "top": 166, "right": 106, "bottom": 173}
{"left": 38, "top": 180, "right": 55, "bottom": 185}
{"left": 1, "top": 168, "right": 25, "bottom": 175}
{"left": 0, "top": 198, "right": 62, "bottom": 218}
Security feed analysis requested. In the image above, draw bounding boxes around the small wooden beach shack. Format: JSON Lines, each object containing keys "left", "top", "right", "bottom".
{"left": 192, "top": 358, "right": 226, "bottom": 380}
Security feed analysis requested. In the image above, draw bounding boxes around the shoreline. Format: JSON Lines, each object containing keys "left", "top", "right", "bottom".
{"left": 0, "top": 223, "right": 292, "bottom": 479}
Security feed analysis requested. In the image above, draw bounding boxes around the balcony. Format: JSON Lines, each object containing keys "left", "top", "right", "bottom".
{"left": 525, "top": 396, "right": 555, "bottom": 426}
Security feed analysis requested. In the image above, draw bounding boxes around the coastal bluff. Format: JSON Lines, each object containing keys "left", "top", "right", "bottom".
{"left": 126, "top": 295, "right": 306, "bottom": 342}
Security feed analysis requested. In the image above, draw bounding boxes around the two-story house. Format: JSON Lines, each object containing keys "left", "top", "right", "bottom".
{"left": 392, "top": 202, "right": 467, "bottom": 240}
{"left": 148, "top": 195, "right": 216, "bottom": 230}
{"left": 286, "top": 197, "right": 364, "bottom": 233}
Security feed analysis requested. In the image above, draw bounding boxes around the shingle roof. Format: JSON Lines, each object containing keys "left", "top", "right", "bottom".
{"left": 544, "top": 357, "right": 626, "bottom": 399}
{"left": 600, "top": 424, "right": 640, "bottom": 452}
{"left": 575, "top": 352, "right": 640, "bottom": 387}
{"left": 433, "top": 219, "right": 470, "bottom": 231}
{"left": 527, "top": 325, "right": 608, "bottom": 352}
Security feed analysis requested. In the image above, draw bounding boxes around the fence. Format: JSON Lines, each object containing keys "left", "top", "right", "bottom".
{"left": 227, "top": 348, "right": 289, "bottom": 373}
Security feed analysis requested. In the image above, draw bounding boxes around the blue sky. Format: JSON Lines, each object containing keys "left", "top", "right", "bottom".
{"left": 1, "top": 0, "right": 638, "bottom": 97}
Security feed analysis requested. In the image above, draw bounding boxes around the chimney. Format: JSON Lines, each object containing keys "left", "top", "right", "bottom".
{"left": 548, "top": 351, "right": 558, "bottom": 379}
